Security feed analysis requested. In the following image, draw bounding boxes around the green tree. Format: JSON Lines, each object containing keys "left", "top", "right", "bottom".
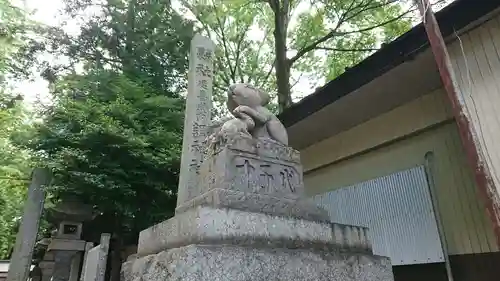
{"left": 0, "top": 101, "right": 31, "bottom": 259}
{"left": 22, "top": 70, "right": 185, "bottom": 280}
{"left": 182, "top": 0, "right": 418, "bottom": 112}
{"left": 0, "top": 0, "right": 37, "bottom": 259}
{"left": 25, "top": 69, "right": 184, "bottom": 242}
{"left": 34, "top": 0, "right": 193, "bottom": 90}
{"left": 18, "top": 0, "right": 194, "bottom": 278}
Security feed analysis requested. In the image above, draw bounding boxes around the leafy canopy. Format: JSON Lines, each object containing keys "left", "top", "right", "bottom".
{"left": 0, "top": 0, "right": 37, "bottom": 259}
{"left": 20, "top": 0, "right": 194, "bottom": 244}
{"left": 182, "top": 0, "right": 414, "bottom": 112}
{"left": 23, "top": 70, "right": 184, "bottom": 241}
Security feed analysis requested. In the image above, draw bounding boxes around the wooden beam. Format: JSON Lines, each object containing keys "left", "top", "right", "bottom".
{"left": 414, "top": 0, "right": 500, "bottom": 246}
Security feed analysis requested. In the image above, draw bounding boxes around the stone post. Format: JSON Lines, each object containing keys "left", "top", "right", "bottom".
{"left": 39, "top": 260, "right": 54, "bottom": 281}
{"left": 7, "top": 168, "right": 51, "bottom": 281}
{"left": 52, "top": 251, "right": 77, "bottom": 281}
{"left": 79, "top": 242, "right": 94, "bottom": 281}
{"left": 176, "top": 34, "right": 215, "bottom": 209}
{"left": 68, "top": 252, "right": 82, "bottom": 281}
{"left": 82, "top": 234, "right": 110, "bottom": 281}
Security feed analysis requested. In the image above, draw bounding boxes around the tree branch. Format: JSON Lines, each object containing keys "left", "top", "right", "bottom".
{"left": 180, "top": 1, "right": 214, "bottom": 40}
{"left": 289, "top": 0, "right": 359, "bottom": 65}
{"left": 211, "top": 3, "right": 237, "bottom": 84}
{"left": 213, "top": 81, "right": 228, "bottom": 93}
{"left": 266, "top": 0, "right": 279, "bottom": 12}
{"left": 250, "top": 27, "right": 272, "bottom": 85}
{"left": 315, "top": 46, "right": 379, "bottom": 52}
{"left": 234, "top": 22, "right": 251, "bottom": 83}
{"left": 341, "top": 8, "right": 415, "bottom": 36}
{"left": 262, "top": 59, "right": 276, "bottom": 85}
{"left": 215, "top": 56, "right": 231, "bottom": 86}
{"left": 289, "top": 72, "right": 303, "bottom": 91}
{"left": 290, "top": 3, "right": 414, "bottom": 65}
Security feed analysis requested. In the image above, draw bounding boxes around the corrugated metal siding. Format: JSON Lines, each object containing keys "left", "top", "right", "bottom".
{"left": 448, "top": 15, "right": 500, "bottom": 200}
{"left": 313, "top": 166, "right": 444, "bottom": 266}
{"left": 304, "top": 122, "right": 499, "bottom": 255}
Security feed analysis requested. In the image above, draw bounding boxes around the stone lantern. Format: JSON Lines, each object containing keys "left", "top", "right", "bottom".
{"left": 40, "top": 201, "right": 95, "bottom": 281}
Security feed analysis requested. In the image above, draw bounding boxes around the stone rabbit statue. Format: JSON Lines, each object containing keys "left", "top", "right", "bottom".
{"left": 207, "top": 83, "right": 288, "bottom": 148}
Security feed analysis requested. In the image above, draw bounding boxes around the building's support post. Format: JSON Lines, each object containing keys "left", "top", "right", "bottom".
{"left": 425, "top": 152, "right": 454, "bottom": 281}
{"left": 414, "top": 0, "right": 500, "bottom": 246}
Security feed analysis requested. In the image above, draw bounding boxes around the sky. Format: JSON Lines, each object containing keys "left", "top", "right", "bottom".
{"left": 13, "top": 0, "right": 79, "bottom": 106}
{"left": 17, "top": 0, "right": 314, "bottom": 106}
{"left": 15, "top": 0, "right": 452, "bottom": 106}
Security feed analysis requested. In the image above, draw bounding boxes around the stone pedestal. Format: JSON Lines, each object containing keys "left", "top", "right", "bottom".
{"left": 39, "top": 261, "right": 54, "bottom": 281}
{"left": 121, "top": 136, "right": 394, "bottom": 281}
{"left": 52, "top": 250, "right": 78, "bottom": 281}
{"left": 123, "top": 244, "right": 392, "bottom": 281}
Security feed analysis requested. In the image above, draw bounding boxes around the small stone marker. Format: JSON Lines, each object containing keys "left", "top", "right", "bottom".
{"left": 82, "top": 234, "right": 110, "bottom": 281}
{"left": 79, "top": 242, "right": 94, "bottom": 281}
{"left": 176, "top": 34, "right": 215, "bottom": 208}
{"left": 7, "top": 168, "right": 51, "bottom": 281}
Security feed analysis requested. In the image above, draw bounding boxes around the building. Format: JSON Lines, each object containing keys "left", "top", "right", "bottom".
{"left": 0, "top": 261, "right": 9, "bottom": 281}
{"left": 279, "top": 0, "right": 500, "bottom": 280}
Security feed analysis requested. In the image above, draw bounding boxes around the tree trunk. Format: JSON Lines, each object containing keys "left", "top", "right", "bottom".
{"left": 271, "top": 1, "right": 292, "bottom": 113}
{"left": 122, "top": 0, "right": 137, "bottom": 77}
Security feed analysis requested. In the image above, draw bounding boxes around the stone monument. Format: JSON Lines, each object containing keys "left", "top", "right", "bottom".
{"left": 81, "top": 233, "right": 110, "bottom": 281}
{"left": 40, "top": 201, "right": 94, "bottom": 281}
{"left": 7, "top": 168, "right": 51, "bottom": 281}
{"left": 121, "top": 34, "right": 394, "bottom": 281}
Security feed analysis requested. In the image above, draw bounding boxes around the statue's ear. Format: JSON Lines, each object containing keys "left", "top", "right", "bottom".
{"left": 258, "top": 88, "right": 270, "bottom": 106}
{"left": 226, "top": 91, "right": 238, "bottom": 113}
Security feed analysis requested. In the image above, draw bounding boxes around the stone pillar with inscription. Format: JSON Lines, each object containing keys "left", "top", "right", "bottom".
{"left": 176, "top": 34, "right": 214, "bottom": 209}
{"left": 120, "top": 34, "right": 394, "bottom": 281}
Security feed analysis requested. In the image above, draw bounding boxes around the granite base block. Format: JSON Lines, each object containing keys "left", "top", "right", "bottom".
{"left": 137, "top": 206, "right": 371, "bottom": 257}
{"left": 175, "top": 188, "right": 330, "bottom": 222}
{"left": 122, "top": 244, "right": 393, "bottom": 281}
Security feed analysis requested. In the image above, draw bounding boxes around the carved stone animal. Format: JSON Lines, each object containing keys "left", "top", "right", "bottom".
{"left": 217, "top": 111, "right": 254, "bottom": 141}
{"left": 205, "top": 96, "right": 255, "bottom": 149}
{"left": 226, "top": 83, "right": 288, "bottom": 146}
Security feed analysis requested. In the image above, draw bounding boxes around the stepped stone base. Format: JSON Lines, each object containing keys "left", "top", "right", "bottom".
{"left": 122, "top": 244, "right": 393, "bottom": 281}
{"left": 123, "top": 135, "right": 394, "bottom": 281}
{"left": 137, "top": 206, "right": 372, "bottom": 257}
{"left": 175, "top": 188, "right": 330, "bottom": 223}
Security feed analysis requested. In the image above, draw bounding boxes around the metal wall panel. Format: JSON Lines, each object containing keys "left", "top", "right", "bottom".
{"left": 313, "top": 165, "right": 444, "bottom": 265}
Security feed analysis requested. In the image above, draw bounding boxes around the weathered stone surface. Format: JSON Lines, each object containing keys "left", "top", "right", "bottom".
{"left": 176, "top": 34, "right": 215, "bottom": 208}
{"left": 82, "top": 234, "right": 110, "bottom": 281}
{"left": 122, "top": 33, "right": 394, "bottom": 281}
{"left": 198, "top": 135, "right": 304, "bottom": 202}
{"left": 175, "top": 188, "right": 329, "bottom": 222}
{"left": 47, "top": 238, "right": 87, "bottom": 251}
{"left": 79, "top": 242, "right": 94, "bottom": 281}
{"left": 207, "top": 83, "right": 289, "bottom": 147}
{"left": 7, "top": 168, "right": 51, "bottom": 281}
{"left": 137, "top": 206, "right": 371, "bottom": 257}
{"left": 52, "top": 250, "right": 78, "bottom": 281}
{"left": 39, "top": 261, "right": 55, "bottom": 281}
{"left": 123, "top": 244, "right": 393, "bottom": 281}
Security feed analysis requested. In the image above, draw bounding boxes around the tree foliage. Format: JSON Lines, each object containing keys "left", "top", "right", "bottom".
{"left": 20, "top": 0, "right": 194, "bottom": 254}
{"left": 0, "top": 0, "right": 36, "bottom": 259}
{"left": 0, "top": 102, "right": 31, "bottom": 259}
{"left": 24, "top": 70, "right": 184, "bottom": 242}
{"left": 182, "top": 0, "right": 416, "bottom": 112}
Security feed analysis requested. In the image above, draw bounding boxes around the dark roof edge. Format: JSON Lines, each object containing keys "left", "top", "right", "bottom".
{"left": 279, "top": 0, "right": 500, "bottom": 127}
